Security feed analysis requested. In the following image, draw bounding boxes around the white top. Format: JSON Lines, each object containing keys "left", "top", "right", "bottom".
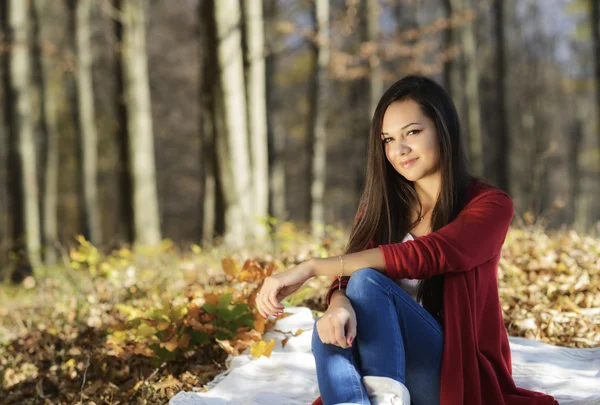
{"left": 394, "top": 232, "right": 422, "bottom": 306}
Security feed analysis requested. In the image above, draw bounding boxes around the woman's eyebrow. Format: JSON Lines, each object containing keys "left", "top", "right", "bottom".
{"left": 381, "top": 122, "right": 421, "bottom": 135}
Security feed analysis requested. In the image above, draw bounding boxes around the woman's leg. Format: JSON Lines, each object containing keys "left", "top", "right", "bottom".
{"left": 346, "top": 268, "right": 444, "bottom": 405}
{"left": 312, "top": 316, "right": 370, "bottom": 405}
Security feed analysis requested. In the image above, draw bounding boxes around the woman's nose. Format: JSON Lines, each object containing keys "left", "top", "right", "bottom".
{"left": 392, "top": 141, "right": 410, "bottom": 156}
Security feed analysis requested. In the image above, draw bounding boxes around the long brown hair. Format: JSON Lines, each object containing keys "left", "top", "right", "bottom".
{"left": 343, "top": 75, "right": 477, "bottom": 327}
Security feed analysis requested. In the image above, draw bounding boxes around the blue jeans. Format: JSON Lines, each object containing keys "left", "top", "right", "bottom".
{"left": 311, "top": 268, "right": 443, "bottom": 405}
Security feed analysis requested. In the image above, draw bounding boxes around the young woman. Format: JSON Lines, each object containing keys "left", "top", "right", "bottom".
{"left": 254, "top": 76, "right": 558, "bottom": 405}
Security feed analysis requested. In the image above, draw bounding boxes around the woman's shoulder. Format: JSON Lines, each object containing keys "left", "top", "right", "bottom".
{"left": 465, "top": 178, "right": 514, "bottom": 215}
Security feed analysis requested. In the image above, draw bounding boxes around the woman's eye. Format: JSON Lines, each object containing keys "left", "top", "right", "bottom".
{"left": 382, "top": 137, "right": 392, "bottom": 143}
{"left": 407, "top": 129, "right": 421, "bottom": 136}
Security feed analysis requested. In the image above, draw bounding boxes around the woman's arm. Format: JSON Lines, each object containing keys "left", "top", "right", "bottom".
{"left": 313, "top": 189, "right": 514, "bottom": 281}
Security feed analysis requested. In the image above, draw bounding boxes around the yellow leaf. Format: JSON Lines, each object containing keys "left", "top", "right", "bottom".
{"left": 250, "top": 339, "right": 275, "bottom": 358}
{"left": 191, "top": 244, "right": 202, "bottom": 254}
{"left": 157, "top": 321, "right": 171, "bottom": 331}
{"left": 153, "top": 375, "right": 181, "bottom": 390}
{"left": 160, "top": 335, "right": 179, "bottom": 352}
{"left": 133, "top": 380, "right": 145, "bottom": 392}
{"left": 136, "top": 323, "right": 157, "bottom": 338}
{"left": 75, "top": 234, "right": 88, "bottom": 246}
{"left": 222, "top": 258, "right": 240, "bottom": 277}
{"left": 254, "top": 316, "right": 265, "bottom": 334}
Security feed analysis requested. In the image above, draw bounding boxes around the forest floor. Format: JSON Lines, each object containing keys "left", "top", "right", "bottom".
{"left": 0, "top": 221, "right": 598, "bottom": 404}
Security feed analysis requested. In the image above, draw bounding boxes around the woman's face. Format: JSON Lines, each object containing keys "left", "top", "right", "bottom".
{"left": 380, "top": 99, "right": 440, "bottom": 182}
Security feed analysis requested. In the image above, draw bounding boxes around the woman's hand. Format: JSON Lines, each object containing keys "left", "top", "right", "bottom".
{"left": 316, "top": 295, "right": 357, "bottom": 349}
{"left": 255, "top": 259, "right": 315, "bottom": 318}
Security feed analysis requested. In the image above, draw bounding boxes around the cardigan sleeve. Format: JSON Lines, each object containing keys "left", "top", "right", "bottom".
{"left": 379, "top": 190, "right": 514, "bottom": 280}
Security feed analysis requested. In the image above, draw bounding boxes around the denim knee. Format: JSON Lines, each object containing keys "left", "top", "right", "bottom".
{"left": 346, "top": 267, "right": 382, "bottom": 298}
{"left": 311, "top": 317, "right": 323, "bottom": 352}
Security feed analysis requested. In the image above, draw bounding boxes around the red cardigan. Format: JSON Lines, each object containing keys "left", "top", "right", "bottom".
{"left": 313, "top": 180, "right": 558, "bottom": 405}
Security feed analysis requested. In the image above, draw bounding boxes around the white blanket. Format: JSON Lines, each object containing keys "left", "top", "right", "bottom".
{"left": 170, "top": 307, "right": 600, "bottom": 405}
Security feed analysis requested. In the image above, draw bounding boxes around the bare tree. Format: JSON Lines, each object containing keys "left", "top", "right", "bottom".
{"left": 493, "top": 0, "right": 509, "bottom": 193}
{"left": 117, "top": 0, "right": 161, "bottom": 246}
{"left": 243, "top": 0, "right": 269, "bottom": 239}
{"left": 5, "top": 0, "right": 41, "bottom": 269}
{"left": 367, "top": 0, "right": 382, "bottom": 117}
{"left": 442, "top": 0, "right": 466, "bottom": 130}
{"left": 33, "top": 0, "right": 63, "bottom": 265}
{"left": 593, "top": 0, "right": 600, "bottom": 152}
{"left": 306, "top": 0, "right": 330, "bottom": 237}
{"left": 265, "top": 0, "right": 287, "bottom": 224}
{"left": 72, "top": 0, "right": 101, "bottom": 245}
{"left": 460, "top": 0, "right": 483, "bottom": 176}
{"left": 212, "top": 0, "right": 255, "bottom": 247}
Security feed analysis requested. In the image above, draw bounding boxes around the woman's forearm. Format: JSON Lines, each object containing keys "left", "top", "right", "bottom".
{"left": 311, "top": 248, "right": 387, "bottom": 278}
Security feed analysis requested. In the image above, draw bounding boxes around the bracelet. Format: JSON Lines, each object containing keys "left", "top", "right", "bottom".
{"left": 338, "top": 254, "right": 344, "bottom": 290}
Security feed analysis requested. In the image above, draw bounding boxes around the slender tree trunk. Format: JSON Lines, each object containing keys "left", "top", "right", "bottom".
{"left": 243, "top": 0, "right": 269, "bottom": 239}
{"left": 566, "top": 120, "right": 583, "bottom": 226}
{"left": 199, "top": 2, "right": 215, "bottom": 245}
{"left": 494, "top": 0, "right": 509, "bottom": 192}
{"left": 593, "top": 0, "right": 600, "bottom": 149}
{"left": 264, "top": 0, "right": 286, "bottom": 223}
{"left": 306, "top": 0, "right": 329, "bottom": 237}
{"left": 367, "top": 0, "right": 382, "bottom": 118}
{"left": 592, "top": 0, "right": 600, "bottom": 233}
{"left": 441, "top": 0, "right": 465, "bottom": 128}
{"left": 118, "top": 0, "right": 161, "bottom": 246}
{"left": 7, "top": 0, "right": 41, "bottom": 269}
{"left": 113, "top": 3, "right": 133, "bottom": 244}
{"left": 74, "top": 0, "right": 101, "bottom": 245}
{"left": 33, "top": 0, "right": 61, "bottom": 265}
{"left": 0, "top": 1, "right": 8, "bottom": 266}
{"left": 460, "top": 0, "right": 483, "bottom": 176}
{"left": 213, "top": 0, "right": 254, "bottom": 247}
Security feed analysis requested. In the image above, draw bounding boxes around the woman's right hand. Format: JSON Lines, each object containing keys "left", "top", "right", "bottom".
{"left": 316, "top": 294, "right": 357, "bottom": 349}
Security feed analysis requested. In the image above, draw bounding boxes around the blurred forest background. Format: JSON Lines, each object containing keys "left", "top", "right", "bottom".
{"left": 1, "top": 0, "right": 599, "bottom": 274}
{"left": 1, "top": 1, "right": 600, "bottom": 403}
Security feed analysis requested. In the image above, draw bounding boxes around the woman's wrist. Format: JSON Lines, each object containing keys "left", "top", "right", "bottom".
{"left": 328, "top": 289, "right": 348, "bottom": 307}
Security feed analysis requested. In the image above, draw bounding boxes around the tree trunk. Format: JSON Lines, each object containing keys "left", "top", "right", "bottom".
{"left": 441, "top": 0, "right": 465, "bottom": 130}
{"left": 74, "top": 0, "right": 101, "bottom": 245}
{"left": 243, "top": 0, "right": 269, "bottom": 240}
{"left": 33, "top": 0, "right": 62, "bottom": 265}
{"left": 494, "top": 0, "right": 509, "bottom": 193}
{"left": 593, "top": 0, "right": 600, "bottom": 151}
{"left": 566, "top": 120, "right": 583, "bottom": 226}
{"left": 460, "top": 0, "right": 483, "bottom": 176}
{"left": 7, "top": 0, "right": 41, "bottom": 269}
{"left": 199, "top": 0, "right": 216, "bottom": 244}
{"left": 0, "top": 1, "right": 8, "bottom": 266}
{"left": 306, "top": 0, "right": 329, "bottom": 237}
{"left": 118, "top": 0, "right": 161, "bottom": 246}
{"left": 113, "top": 3, "right": 134, "bottom": 244}
{"left": 213, "top": 0, "right": 254, "bottom": 247}
{"left": 592, "top": 0, "right": 600, "bottom": 233}
{"left": 367, "top": 0, "right": 382, "bottom": 118}
{"left": 265, "top": 0, "right": 286, "bottom": 223}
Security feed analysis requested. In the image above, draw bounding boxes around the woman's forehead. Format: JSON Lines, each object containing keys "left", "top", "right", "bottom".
{"left": 382, "top": 100, "right": 424, "bottom": 132}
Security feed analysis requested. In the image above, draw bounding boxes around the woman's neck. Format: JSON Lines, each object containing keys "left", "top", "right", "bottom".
{"left": 413, "top": 172, "right": 441, "bottom": 209}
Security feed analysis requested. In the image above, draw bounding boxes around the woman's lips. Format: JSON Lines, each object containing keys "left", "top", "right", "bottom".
{"left": 401, "top": 158, "right": 418, "bottom": 168}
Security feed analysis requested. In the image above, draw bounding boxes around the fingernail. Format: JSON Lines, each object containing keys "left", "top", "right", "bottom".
{"left": 348, "top": 337, "right": 353, "bottom": 344}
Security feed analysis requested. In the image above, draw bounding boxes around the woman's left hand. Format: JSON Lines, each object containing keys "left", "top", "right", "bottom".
{"left": 255, "top": 259, "right": 315, "bottom": 318}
